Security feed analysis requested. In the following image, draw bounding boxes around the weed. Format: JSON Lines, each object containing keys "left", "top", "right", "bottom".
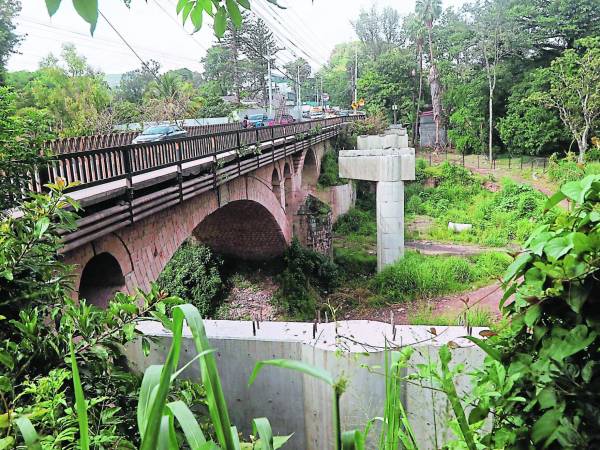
{"left": 408, "top": 304, "right": 495, "bottom": 327}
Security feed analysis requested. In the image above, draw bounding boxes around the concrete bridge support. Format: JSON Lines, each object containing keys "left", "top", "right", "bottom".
{"left": 339, "top": 130, "right": 415, "bottom": 271}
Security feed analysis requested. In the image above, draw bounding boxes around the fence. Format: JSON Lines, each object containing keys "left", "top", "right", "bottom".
{"left": 44, "top": 122, "right": 243, "bottom": 155}
{"left": 416, "top": 149, "right": 550, "bottom": 173}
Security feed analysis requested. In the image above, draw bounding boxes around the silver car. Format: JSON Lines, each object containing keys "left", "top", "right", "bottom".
{"left": 132, "top": 125, "right": 187, "bottom": 144}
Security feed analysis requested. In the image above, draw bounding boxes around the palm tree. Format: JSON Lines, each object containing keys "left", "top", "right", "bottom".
{"left": 415, "top": 0, "right": 443, "bottom": 150}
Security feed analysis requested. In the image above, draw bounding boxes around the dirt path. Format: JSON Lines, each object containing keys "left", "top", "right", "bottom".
{"left": 406, "top": 240, "right": 510, "bottom": 256}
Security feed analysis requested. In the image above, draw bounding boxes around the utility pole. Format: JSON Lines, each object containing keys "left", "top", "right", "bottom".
{"left": 315, "top": 76, "right": 319, "bottom": 105}
{"left": 354, "top": 46, "right": 358, "bottom": 104}
{"left": 267, "top": 49, "right": 273, "bottom": 117}
{"left": 297, "top": 65, "right": 302, "bottom": 120}
{"left": 320, "top": 77, "right": 324, "bottom": 108}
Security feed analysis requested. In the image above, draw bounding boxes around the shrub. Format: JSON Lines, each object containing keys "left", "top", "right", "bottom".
{"left": 471, "top": 175, "right": 600, "bottom": 448}
{"left": 318, "top": 150, "right": 345, "bottom": 187}
{"left": 157, "top": 242, "right": 223, "bottom": 317}
{"left": 334, "top": 207, "right": 376, "bottom": 236}
{"left": 350, "top": 111, "right": 388, "bottom": 135}
{"left": 274, "top": 239, "right": 339, "bottom": 319}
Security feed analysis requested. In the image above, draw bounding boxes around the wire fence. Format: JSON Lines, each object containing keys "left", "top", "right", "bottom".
{"left": 415, "top": 149, "right": 551, "bottom": 173}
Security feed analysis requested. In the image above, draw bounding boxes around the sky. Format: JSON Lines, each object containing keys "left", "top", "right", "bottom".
{"left": 8, "top": 0, "right": 467, "bottom": 75}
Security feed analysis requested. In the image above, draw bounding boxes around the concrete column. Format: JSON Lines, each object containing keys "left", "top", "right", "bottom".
{"left": 377, "top": 181, "right": 405, "bottom": 271}
{"left": 339, "top": 127, "right": 415, "bottom": 271}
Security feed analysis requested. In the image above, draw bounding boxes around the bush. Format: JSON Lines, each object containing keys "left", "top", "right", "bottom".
{"left": 472, "top": 175, "right": 600, "bottom": 448}
{"left": 349, "top": 111, "right": 388, "bottom": 136}
{"left": 371, "top": 251, "right": 510, "bottom": 302}
{"left": 157, "top": 242, "right": 223, "bottom": 317}
{"left": 318, "top": 150, "right": 345, "bottom": 187}
{"left": 334, "top": 207, "right": 376, "bottom": 236}
{"left": 274, "top": 239, "right": 339, "bottom": 319}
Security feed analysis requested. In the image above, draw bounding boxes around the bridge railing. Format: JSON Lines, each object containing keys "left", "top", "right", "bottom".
{"left": 35, "top": 116, "right": 360, "bottom": 194}
{"left": 44, "top": 122, "right": 243, "bottom": 154}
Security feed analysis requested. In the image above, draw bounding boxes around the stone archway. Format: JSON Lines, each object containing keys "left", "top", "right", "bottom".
{"left": 302, "top": 148, "right": 319, "bottom": 188}
{"left": 193, "top": 199, "right": 287, "bottom": 260}
{"left": 271, "top": 168, "right": 282, "bottom": 206}
{"left": 283, "top": 163, "right": 293, "bottom": 210}
{"left": 79, "top": 252, "right": 125, "bottom": 308}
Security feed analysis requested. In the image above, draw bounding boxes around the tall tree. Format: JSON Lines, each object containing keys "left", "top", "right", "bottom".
{"left": 117, "top": 60, "right": 161, "bottom": 104}
{"left": 405, "top": 14, "right": 426, "bottom": 147}
{"left": 416, "top": 0, "right": 444, "bottom": 150}
{"left": 352, "top": 6, "right": 402, "bottom": 59}
{"left": 470, "top": 0, "right": 520, "bottom": 161}
{"left": 533, "top": 38, "right": 600, "bottom": 162}
{"left": 201, "top": 45, "right": 235, "bottom": 96}
{"left": 0, "top": 0, "right": 21, "bottom": 82}
{"left": 238, "top": 16, "right": 280, "bottom": 106}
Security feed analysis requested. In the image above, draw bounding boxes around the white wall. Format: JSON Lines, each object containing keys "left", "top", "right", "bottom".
{"left": 127, "top": 320, "right": 484, "bottom": 450}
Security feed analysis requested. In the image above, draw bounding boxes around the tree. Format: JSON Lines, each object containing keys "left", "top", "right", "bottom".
{"left": 352, "top": 6, "right": 402, "bottom": 59}
{"left": 201, "top": 45, "right": 235, "bottom": 96}
{"left": 404, "top": 13, "right": 427, "bottom": 147}
{"left": 498, "top": 72, "right": 565, "bottom": 155}
{"left": 117, "top": 60, "right": 161, "bottom": 104}
{"left": 470, "top": 0, "right": 521, "bottom": 161}
{"left": 533, "top": 38, "right": 600, "bottom": 162}
{"left": 238, "top": 16, "right": 280, "bottom": 105}
{"left": 416, "top": 0, "right": 444, "bottom": 150}
{"left": 0, "top": 0, "right": 21, "bottom": 81}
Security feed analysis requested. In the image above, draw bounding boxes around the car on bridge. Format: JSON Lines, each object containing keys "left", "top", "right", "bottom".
{"left": 132, "top": 125, "right": 187, "bottom": 144}
{"left": 267, "top": 114, "right": 296, "bottom": 126}
{"left": 248, "top": 114, "right": 269, "bottom": 128}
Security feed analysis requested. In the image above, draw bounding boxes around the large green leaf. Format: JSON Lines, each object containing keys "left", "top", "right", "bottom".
{"left": 503, "top": 252, "right": 532, "bottom": 283}
{"left": 166, "top": 401, "right": 208, "bottom": 449}
{"left": 137, "top": 365, "right": 163, "bottom": 438}
{"left": 249, "top": 359, "right": 335, "bottom": 387}
{"left": 72, "top": 0, "right": 99, "bottom": 34}
{"left": 14, "top": 417, "right": 41, "bottom": 450}
{"left": 69, "top": 337, "right": 90, "bottom": 450}
{"left": 463, "top": 336, "right": 502, "bottom": 361}
{"left": 226, "top": 0, "right": 243, "bottom": 27}
{"left": 45, "top": 0, "right": 61, "bottom": 17}
{"left": 341, "top": 430, "right": 365, "bottom": 449}
{"left": 214, "top": 7, "right": 227, "bottom": 37}
{"left": 253, "top": 418, "right": 274, "bottom": 450}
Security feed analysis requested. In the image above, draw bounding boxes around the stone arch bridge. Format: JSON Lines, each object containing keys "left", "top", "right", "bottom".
{"left": 39, "top": 118, "right": 359, "bottom": 305}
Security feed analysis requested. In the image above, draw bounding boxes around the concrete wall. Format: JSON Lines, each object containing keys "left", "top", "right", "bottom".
{"left": 314, "top": 182, "right": 356, "bottom": 222}
{"left": 127, "top": 320, "right": 484, "bottom": 450}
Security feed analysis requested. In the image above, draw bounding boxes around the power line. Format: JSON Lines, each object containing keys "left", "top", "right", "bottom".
{"left": 261, "top": 0, "right": 329, "bottom": 63}
{"left": 154, "top": 0, "right": 210, "bottom": 53}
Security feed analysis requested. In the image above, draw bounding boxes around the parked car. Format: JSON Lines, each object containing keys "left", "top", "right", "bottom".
{"left": 248, "top": 114, "right": 269, "bottom": 128}
{"left": 309, "top": 111, "right": 325, "bottom": 120}
{"left": 267, "top": 114, "right": 296, "bottom": 126}
{"left": 132, "top": 125, "right": 187, "bottom": 144}
{"left": 338, "top": 110, "right": 351, "bottom": 117}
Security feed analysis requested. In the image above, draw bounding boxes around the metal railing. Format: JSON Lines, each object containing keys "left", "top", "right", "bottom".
{"left": 36, "top": 116, "right": 358, "bottom": 194}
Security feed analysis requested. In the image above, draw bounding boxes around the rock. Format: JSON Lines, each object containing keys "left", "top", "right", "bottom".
{"left": 448, "top": 222, "right": 473, "bottom": 233}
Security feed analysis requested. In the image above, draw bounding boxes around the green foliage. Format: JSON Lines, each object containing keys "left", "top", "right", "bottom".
{"left": 372, "top": 251, "right": 510, "bottom": 302}
{"left": 0, "top": 184, "right": 210, "bottom": 448}
{"left": 407, "top": 163, "right": 546, "bottom": 247}
{"left": 408, "top": 305, "right": 495, "bottom": 327}
{"left": 0, "top": 0, "right": 21, "bottom": 80}
{"left": 0, "top": 87, "right": 53, "bottom": 211}
{"left": 446, "top": 77, "right": 486, "bottom": 154}
{"left": 497, "top": 72, "right": 565, "bottom": 156}
{"left": 348, "top": 111, "right": 388, "bottom": 136}
{"left": 274, "top": 239, "right": 339, "bottom": 319}
{"left": 333, "top": 247, "right": 377, "bottom": 277}
{"left": 469, "top": 175, "right": 600, "bottom": 448}
{"left": 546, "top": 152, "right": 600, "bottom": 185}
{"left": 157, "top": 241, "right": 223, "bottom": 317}
{"left": 318, "top": 150, "right": 345, "bottom": 187}
{"left": 334, "top": 208, "right": 376, "bottom": 236}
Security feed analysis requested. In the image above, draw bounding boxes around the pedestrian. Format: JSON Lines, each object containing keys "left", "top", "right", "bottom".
{"left": 242, "top": 115, "right": 249, "bottom": 128}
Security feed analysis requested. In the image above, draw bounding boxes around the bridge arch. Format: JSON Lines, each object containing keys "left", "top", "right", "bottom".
{"left": 301, "top": 147, "right": 319, "bottom": 188}
{"left": 271, "top": 168, "right": 282, "bottom": 206}
{"left": 193, "top": 199, "right": 287, "bottom": 260}
{"left": 283, "top": 162, "right": 293, "bottom": 210}
{"left": 79, "top": 252, "right": 125, "bottom": 308}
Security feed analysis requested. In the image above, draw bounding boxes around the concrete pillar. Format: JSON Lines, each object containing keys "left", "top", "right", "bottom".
{"left": 339, "top": 126, "right": 415, "bottom": 271}
{"left": 377, "top": 181, "right": 405, "bottom": 271}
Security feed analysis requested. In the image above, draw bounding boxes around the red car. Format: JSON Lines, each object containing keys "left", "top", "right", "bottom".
{"left": 268, "top": 114, "right": 296, "bottom": 126}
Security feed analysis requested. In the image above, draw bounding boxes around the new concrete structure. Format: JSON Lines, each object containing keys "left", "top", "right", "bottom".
{"left": 127, "top": 320, "right": 485, "bottom": 450}
{"left": 339, "top": 129, "right": 415, "bottom": 271}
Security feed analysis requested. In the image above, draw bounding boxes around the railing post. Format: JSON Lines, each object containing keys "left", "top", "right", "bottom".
{"left": 123, "top": 147, "right": 134, "bottom": 223}
{"left": 176, "top": 142, "right": 183, "bottom": 203}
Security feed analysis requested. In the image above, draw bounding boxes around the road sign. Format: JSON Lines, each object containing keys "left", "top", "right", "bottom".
{"left": 351, "top": 101, "right": 358, "bottom": 110}
{"left": 392, "top": 104, "right": 398, "bottom": 111}
{"left": 322, "top": 93, "right": 330, "bottom": 102}
{"left": 358, "top": 98, "right": 365, "bottom": 107}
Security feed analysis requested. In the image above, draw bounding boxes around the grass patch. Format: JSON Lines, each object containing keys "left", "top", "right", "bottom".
{"left": 318, "top": 150, "right": 346, "bottom": 187}
{"left": 371, "top": 251, "right": 511, "bottom": 303}
{"left": 408, "top": 303, "right": 496, "bottom": 327}
{"left": 406, "top": 162, "right": 547, "bottom": 247}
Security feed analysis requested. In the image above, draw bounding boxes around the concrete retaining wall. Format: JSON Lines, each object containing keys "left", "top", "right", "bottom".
{"left": 315, "top": 182, "right": 356, "bottom": 222}
{"left": 127, "top": 320, "right": 484, "bottom": 450}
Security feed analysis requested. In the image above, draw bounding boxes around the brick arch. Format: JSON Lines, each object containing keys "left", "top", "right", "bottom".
{"left": 301, "top": 147, "right": 319, "bottom": 188}
{"left": 193, "top": 199, "right": 287, "bottom": 260}
{"left": 79, "top": 252, "right": 125, "bottom": 308}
